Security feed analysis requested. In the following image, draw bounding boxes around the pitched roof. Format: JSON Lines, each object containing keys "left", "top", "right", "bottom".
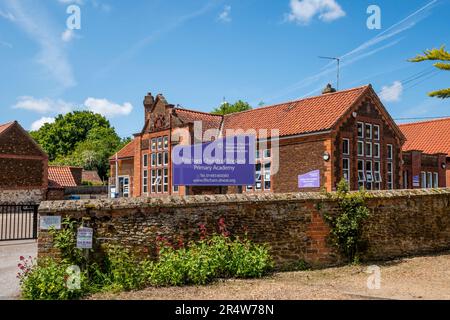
{"left": 48, "top": 166, "right": 81, "bottom": 188}
{"left": 222, "top": 86, "right": 369, "bottom": 137}
{"left": 399, "top": 117, "right": 450, "bottom": 155}
{"left": 82, "top": 170, "right": 103, "bottom": 184}
{"left": 0, "top": 121, "right": 15, "bottom": 136}
{"left": 110, "top": 140, "right": 136, "bottom": 160}
{"left": 173, "top": 108, "right": 223, "bottom": 134}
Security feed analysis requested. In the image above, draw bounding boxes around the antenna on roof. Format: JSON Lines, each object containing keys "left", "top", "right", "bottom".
{"left": 319, "top": 56, "right": 340, "bottom": 90}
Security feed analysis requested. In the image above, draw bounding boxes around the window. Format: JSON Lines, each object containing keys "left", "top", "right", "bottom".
{"left": 421, "top": 172, "right": 427, "bottom": 189}
{"left": 374, "top": 143, "right": 380, "bottom": 158}
{"left": 157, "top": 153, "right": 162, "bottom": 167}
{"left": 357, "top": 122, "right": 364, "bottom": 138}
{"left": 143, "top": 154, "right": 148, "bottom": 168}
{"left": 365, "top": 124, "right": 372, "bottom": 140}
{"left": 374, "top": 125, "right": 380, "bottom": 141}
{"left": 264, "top": 162, "right": 271, "bottom": 190}
{"left": 387, "top": 144, "right": 393, "bottom": 160}
{"left": 157, "top": 137, "right": 163, "bottom": 150}
{"left": 358, "top": 160, "right": 365, "bottom": 186}
{"left": 163, "top": 152, "right": 169, "bottom": 166}
{"left": 365, "top": 142, "right": 372, "bottom": 157}
{"left": 173, "top": 185, "right": 179, "bottom": 193}
{"left": 143, "top": 170, "right": 148, "bottom": 194}
{"left": 427, "top": 172, "right": 433, "bottom": 189}
{"left": 433, "top": 172, "right": 439, "bottom": 188}
{"left": 163, "top": 136, "right": 169, "bottom": 149}
{"left": 151, "top": 170, "right": 157, "bottom": 193}
{"left": 343, "top": 158, "right": 350, "bottom": 184}
{"left": 255, "top": 149, "right": 260, "bottom": 160}
{"left": 357, "top": 141, "right": 364, "bottom": 156}
{"left": 342, "top": 139, "right": 350, "bottom": 155}
{"left": 255, "top": 163, "right": 262, "bottom": 190}
{"left": 263, "top": 149, "right": 271, "bottom": 159}
{"left": 151, "top": 139, "right": 157, "bottom": 151}
{"left": 374, "top": 161, "right": 382, "bottom": 190}
{"left": 151, "top": 154, "right": 156, "bottom": 167}
{"left": 163, "top": 168, "right": 169, "bottom": 193}
{"left": 156, "top": 169, "right": 162, "bottom": 193}
{"left": 366, "top": 160, "right": 373, "bottom": 190}
{"left": 403, "top": 170, "right": 409, "bottom": 189}
{"left": 387, "top": 163, "right": 393, "bottom": 190}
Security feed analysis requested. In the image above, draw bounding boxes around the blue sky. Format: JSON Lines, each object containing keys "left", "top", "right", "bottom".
{"left": 0, "top": 0, "right": 449, "bottom": 138}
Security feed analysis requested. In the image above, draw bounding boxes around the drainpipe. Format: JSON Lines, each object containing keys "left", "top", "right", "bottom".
{"left": 115, "top": 153, "right": 119, "bottom": 198}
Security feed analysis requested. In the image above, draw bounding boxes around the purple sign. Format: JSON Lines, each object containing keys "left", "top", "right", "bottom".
{"left": 172, "top": 136, "right": 256, "bottom": 186}
{"left": 298, "top": 170, "right": 321, "bottom": 188}
{"left": 413, "top": 175, "right": 420, "bottom": 187}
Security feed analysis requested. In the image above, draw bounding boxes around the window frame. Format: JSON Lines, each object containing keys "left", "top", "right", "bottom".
{"left": 357, "top": 141, "right": 364, "bottom": 157}
{"left": 342, "top": 138, "right": 350, "bottom": 156}
{"left": 365, "top": 123, "right": 373, "bottom": 140}
{"left": 373, "top": 125, "right": 380, "bottom": 141}
{"left": 357, "top": 122, "right": 364, "bottom": 139}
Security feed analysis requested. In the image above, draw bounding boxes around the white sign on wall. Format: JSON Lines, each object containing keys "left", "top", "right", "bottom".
{"left": 76, "top": 227, "right": 93, "bottom": 249}
{"left": 40, "top": 216, "right": 62, "bottom": 230}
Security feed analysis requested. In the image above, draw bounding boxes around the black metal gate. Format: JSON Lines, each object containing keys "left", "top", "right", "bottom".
{"left": 0, "top": 204, "right": 38, "bottom": 241}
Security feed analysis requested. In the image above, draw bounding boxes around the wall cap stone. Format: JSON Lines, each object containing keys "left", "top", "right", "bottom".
{"left": 38, "top": 188, "right": 450, "bottom": 214}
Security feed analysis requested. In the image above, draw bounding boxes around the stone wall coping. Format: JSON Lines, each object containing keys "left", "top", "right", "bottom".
{"left": 38, "top": 188, "right": 450, "bottom": 213}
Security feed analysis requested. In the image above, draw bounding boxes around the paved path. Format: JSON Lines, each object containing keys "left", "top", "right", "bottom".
{"left": 0, "top": 240, "right": 37, "bottom": 300}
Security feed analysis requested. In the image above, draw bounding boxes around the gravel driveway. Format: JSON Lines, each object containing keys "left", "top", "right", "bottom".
{"left": 0, "top": 240, "right": 37, "bottom": 300}
{"left": 92, "top": 253, "right": 450, "bottom": 300}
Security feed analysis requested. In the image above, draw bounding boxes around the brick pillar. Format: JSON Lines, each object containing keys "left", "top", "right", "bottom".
{"left": 437, "top": 154, "right": 447, "bottom": 188}
{"left": 411, "top": 150, "right": 422, "bottom": 189}
{"left": 133, "top": 136, "right": 143, "bottom": 197}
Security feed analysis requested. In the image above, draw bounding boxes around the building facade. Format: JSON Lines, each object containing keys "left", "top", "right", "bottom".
{"left": 0, "top": 121, "right": 49, "bottom": 204}
{"left": 110, "top": 84, "right": 435, "bottom": 198}
{"left": 399, "top": 118, "right": 450, "bottom": 188}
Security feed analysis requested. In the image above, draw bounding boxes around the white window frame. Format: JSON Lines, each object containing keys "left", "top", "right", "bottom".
{"left": 143, "top": 169, "right": 148, "bottom": 195}
{"left": 374, "top": 125, "right": 380, "bottom": 141}
{"left": 264, "top": 162, "right": 271, "bottom": 191}
{"left": 387, "top": 162, "right": 394, "bottom": 190}
{"left": 365, "top": 142, "right": 372, "bottom": 158}
{"left": 343, "top": 158, "right": 350, "bottom": 184}
{"left": 433, "top": 172, "right": 439, "bottom": 188}
{"left": 358, "top": 160, "right": 366, "bottom": 182}
{"left": 357, "top": 141, "right": 364, "bottom": 157}
{"left": 421, "top": 171, "right": 427, "bottom": 189}
{"left": 374, "top": 143, "right": 380, "bottom": 158}
{"left": 387, "top": 144, "right": 393, "bottom": 160}
{"left": 151, "top": 138, "right": 157, "bottom": 151}
{"left": 163, "top": 168, "right": 169, "bottom": 193}
{"left": 163, "top": 136, "right": 169, "bottom": 150}
{"left": 365, "top": 123, "right": 373, "bottom": 140}
{"left": 143, "top": 154, "right": 148, "bottom": 168}
{"left": 342, "top": 139, "right": 350, "bottom": 155}
{"left": 374, "top": 161, "right": 382, "bottom": 190}
{"left": 357, "top": 122, "right": 364, "bottom": 139}
{"left": 427, "top": 172, "right": 433, "bottom": 189}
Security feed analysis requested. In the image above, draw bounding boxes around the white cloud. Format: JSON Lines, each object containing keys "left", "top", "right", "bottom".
{"left": 5, "top": 0, "right": 76, "bottom": 88}
{"left": 287, "top": 0, "right": 346, "bottom": 24}
{"left": 0, "top": 40, "right": 13, "bottom": 48}
{"left": 84, "top": 98, "right": 133, "bottom": 118}
{"left": 13, "top": 96, "right": 73, "bottom": 114}
{"left": 30, "top": 117, "right": 55, "bottom": 131}
{"left": 218, "top": 5, "right": 231, "bottom": 23}
{"left": 61, "top": 29, "right": 75, "bottom": 42}
{"left": 0, "top": 9, "right": 15, "bottom": 21}
{"left": 379, "top": 81, "right": 403, "bottom": 102}
{"left": 57, "top": 0, "right": 84, "bottom": 4}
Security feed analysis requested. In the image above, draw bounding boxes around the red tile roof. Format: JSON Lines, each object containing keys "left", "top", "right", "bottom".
{"left": 0, "top": 121, "right": 15, "bottom": 136}
{"left": 399, "top": 117, "right": 450, "bottom": 155}
{"left": 110, "top": 140, "right": 136, "bottom": 160}
{"left": 174, "top": 108, "right": 223, "bottom": 134}
{"left": 82, "top": 170, "right": 103, "bottom": 184}
{"left": 223, "top": 86, "right": 369, "bottom": 137}
{"left": 48, "top": 166, "right": 81, "bottom": 188}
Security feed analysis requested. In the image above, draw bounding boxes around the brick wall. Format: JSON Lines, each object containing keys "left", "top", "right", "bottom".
{"left": 38, "top": 189, "right": 450, "bottom": 268}
{"left": 0, "top": 158, "right": 45, "bottom": 189}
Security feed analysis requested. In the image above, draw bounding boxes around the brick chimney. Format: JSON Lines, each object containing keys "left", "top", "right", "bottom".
{"left": 143, "top": 92, "right": 154, "bottom": 122}
{"left": 322, "top": 83, "right": 337, "bottom": 94}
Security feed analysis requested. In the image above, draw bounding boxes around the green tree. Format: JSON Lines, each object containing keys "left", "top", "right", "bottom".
{"left": 53, "top": 127, "right": 131, "bottom": 180}
{"left": 409, "top": 46, "right": 450, "bottom": 99}
{"left": 212, "top": 100, "right": 252, "bottom": 115}
{"left": 30, "top": 111, "right": 112, "bottom": 160}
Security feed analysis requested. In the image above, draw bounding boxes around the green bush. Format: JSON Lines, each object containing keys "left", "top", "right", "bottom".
{"left": 18, "top": 257, "right": 87, "bottom": 300}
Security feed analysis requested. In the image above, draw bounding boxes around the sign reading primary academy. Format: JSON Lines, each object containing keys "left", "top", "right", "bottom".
{"left": 172, "top": 135, "right": 256, "bottom": 186}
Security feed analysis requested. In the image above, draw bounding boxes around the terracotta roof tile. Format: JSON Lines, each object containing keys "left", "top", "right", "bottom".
{"left": 223, "top": 86, "right": 369, "bottom": 137}
{"left": 399, "top": 118, "right": 450, "bottom": 155}
{"left": 82, "top": 170, "right": 103, "bottom": 184}
{"left": 174, "top": 109, "right": 223, "bottom": 135}
{"left": 0, "top": 121, "right": 15, "bottom": 136}
{"left": 110, "top": 140, "right": 136, "bottom": 160}
{"left": 48, "top": 166, "right": 80, "bottom": 187}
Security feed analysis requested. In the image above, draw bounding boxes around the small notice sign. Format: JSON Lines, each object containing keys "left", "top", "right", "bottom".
{"left": 413, "top": 175, "right": 420, "bottom": 187}
{"left": 76, "top": 227, "right": 93, "bottom": 249}
{"left": 298, "top": 170, "right": 321, "bottom": 188}
{"left": 40, "top": 216, "right": 62, "bottom": 230}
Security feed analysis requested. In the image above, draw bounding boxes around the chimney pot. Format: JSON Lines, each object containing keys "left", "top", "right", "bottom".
{"left": 322, "top": 83, "right": 337, "bottom": 94}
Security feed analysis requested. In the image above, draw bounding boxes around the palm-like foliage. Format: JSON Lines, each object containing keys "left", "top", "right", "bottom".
{"left": 409, "top": 46, "right": 450, "bottom": 99}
